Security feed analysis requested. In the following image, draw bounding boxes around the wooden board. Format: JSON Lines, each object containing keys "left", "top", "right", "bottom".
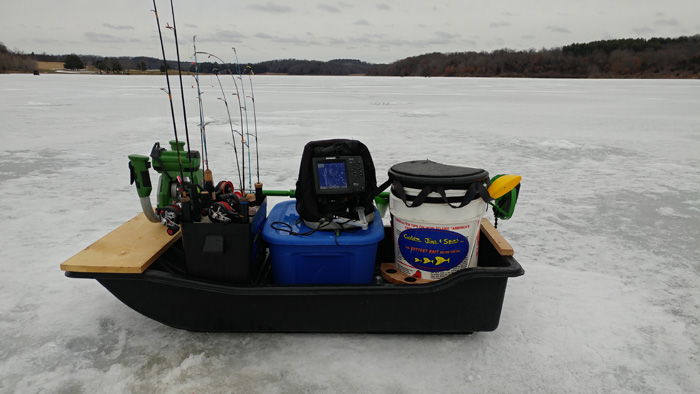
{"left": 380, "top": 263, "right": 434, "bottom": 284}
{"left": 60, "top": 214, "right": 181, "bottom": 273}
{"left": 480, "top": 218, "right": 514, "bottom": 256}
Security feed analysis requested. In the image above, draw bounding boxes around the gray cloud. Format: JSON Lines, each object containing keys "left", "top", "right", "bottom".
{"left": 434, "top": 31, "right": 460, "bottom": 40}
{"left": 328, "top": 38, "right": 346, "bottom": 46}
{"left": 253, "top": 33, "right": 321, "bottom": 47}
{"left": 84, "top": 32, "right": 124, "bottom": 43}
{"left": 319, "top": 5, "right": 341, "bottom": 13}
{"left": 34, "top": 38, "right": 61, "bottom": 44}
{"left": 214, "top": 29, "right": 246, "bottom": 42}
{"left": 654, "top": 19, "right": 679, "bottom": 26}
{"left": 195, "top": 29, "right": 247, "bottom": 44}
{"left": 103, "top": 23, "right": 134, "bottom": 30}
{"left": 348, "top": 32, "right": 475, "bottom": 49}
{"left": 490, "top": 21, "right": 511, "bottom": 28}
{"left": 247, "top": 2, "right": 293, "bottom": 13}
{"left": 377, "top": 4, "right": 391, "bottom": 11}
{"left": 632, "top": 27, "right": 654, "bottom": 35}
{"left": 354, "top": 19, "right": 370, "bottom": 26}
{"left": 546, "top": 25, "right": 571, "bottom": 34}
{"left": 486, "top": 37, "right": 506, "bottom": 47}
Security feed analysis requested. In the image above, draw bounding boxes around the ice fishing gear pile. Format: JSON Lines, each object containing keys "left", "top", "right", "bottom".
{"left": 128, "top": 0, "right": 263, "bottom": 236}
{"left": 60, "top": 0, "right": 530, "bottom": 336}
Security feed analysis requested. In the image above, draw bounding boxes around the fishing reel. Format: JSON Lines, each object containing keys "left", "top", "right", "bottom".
{"left": 209, "top": 202, "right": 239, "bottom": 223}
{"left": 207, "top": 178, "right": 254, "bottom": 224}
{"left": 155, "top": 180, "right": 203, "bottom": 235}
{"left": 209, "top": 190, "right": 241, "bottom": 223}
{"left": 157, "top": 205, "right": 182, "bottom": 236}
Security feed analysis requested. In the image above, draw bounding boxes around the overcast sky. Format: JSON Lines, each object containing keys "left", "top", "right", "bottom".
{"left": 2, "top": 0, "right": 699, "bottom": 64}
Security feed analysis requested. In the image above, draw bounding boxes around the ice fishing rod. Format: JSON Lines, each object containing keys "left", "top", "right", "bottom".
{"left": 192, "top": 35, "right": 215, "bottom": 193}
{"left": 211, "top": 67, "right": 243, "bottom": 192}
{"left": 165, "top": 0, "right": 195, "bottom": 185}
{"left": 150, "top": 0, "right": 185, "bottom": 182}
{"left": 192, "top": 36, "right": 209, "bottom": 170}
{"left": 195, "top": 51, "right": 248, "bottom": 195}
{"left": 233, "top": 47, "right": 253, "bottom": 193}
{"left": 245, "top": 65, "right": 260, "bottom": 185}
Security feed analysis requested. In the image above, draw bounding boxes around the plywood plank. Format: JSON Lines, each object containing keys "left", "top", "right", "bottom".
{"left": 480, "top": 218, "right": 514, "bottom": 256}
{"left": 60, "top": 214, "right": 181, "bottom": 273}
{"left": 380, "top": 263, "right": 433, "bottom": 284}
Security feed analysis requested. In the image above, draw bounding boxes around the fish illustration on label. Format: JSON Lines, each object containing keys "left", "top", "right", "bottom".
{"left": 435, "top": 256, "right": 450, "bottom": 265}
{"left": 398, "top": 228, "right": 468, "bottom": 272}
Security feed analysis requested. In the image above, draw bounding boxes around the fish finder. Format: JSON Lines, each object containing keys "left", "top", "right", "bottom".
{"left": 312, "top": 156, "right": 366, "bottom": 195}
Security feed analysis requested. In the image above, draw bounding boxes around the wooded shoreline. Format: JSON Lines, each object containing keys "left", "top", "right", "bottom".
{"left": 3, "top": 35, "right": 699, "bottom": 79}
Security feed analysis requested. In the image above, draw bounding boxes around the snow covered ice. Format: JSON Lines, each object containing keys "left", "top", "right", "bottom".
{"left": 1, "top": 74, "right": 699, "bottom": 393}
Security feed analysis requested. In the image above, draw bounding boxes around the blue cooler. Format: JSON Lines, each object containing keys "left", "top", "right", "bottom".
{"left": 262, "top": 200, "right": 384, "bottom": 285}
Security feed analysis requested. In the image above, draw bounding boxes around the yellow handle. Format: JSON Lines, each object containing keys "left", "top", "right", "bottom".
{"left": 488, "top": 175, "right": 522, "bottom": 199}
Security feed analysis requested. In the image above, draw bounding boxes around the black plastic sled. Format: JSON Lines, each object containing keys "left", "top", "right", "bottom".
{"left": 65, "top": 225, "right": 523, "bottom": 334}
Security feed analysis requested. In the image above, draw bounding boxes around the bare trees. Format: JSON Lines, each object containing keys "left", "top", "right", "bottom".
{"left": 368, "top": 35, "right": 700, "bottom": 78}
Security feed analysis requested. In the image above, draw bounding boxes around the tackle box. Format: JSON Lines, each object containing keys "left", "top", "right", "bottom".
{"left": 262, "top": 200, "right": 384, "bottom": 285}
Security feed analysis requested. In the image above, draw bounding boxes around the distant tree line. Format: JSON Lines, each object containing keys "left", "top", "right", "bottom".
{"left": 185, "top": 58, "right": 373, "bottom": 75}
{"left": 0, "top": 42, "right": 37, "bottom": 73}
{"left": 247, "top": 59, "right": 373, "bottom": 75}
{"left": 3, "top": 35, "right": 699, "bottom": 78}
{"left": 1, "top": 47, "right": 374, "bottom": 75}
{"left": 367, "top": 35, "right": 700, "bottom": 78}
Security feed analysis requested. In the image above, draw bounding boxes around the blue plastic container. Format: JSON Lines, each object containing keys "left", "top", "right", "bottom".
{"left": 262, "top": 200, "right": 385, "bottom": 285}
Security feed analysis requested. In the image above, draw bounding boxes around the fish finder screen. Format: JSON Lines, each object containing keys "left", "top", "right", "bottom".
{"left": 317, "top": 161, "right": 348, "bottom": 190}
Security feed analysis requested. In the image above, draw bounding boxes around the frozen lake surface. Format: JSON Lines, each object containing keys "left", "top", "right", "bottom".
{"left": 1, "top": 74, "right": 699, "bottom": 393}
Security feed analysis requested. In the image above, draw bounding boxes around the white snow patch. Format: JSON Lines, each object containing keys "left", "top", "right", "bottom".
{"left": 656, "top": 206, "right": 691, "bottom": 218}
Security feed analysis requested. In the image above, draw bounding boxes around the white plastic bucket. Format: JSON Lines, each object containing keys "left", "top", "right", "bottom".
{"left": 390, "top": 187, "right": 487, "bottom": 280}
{"left": 387, "top": 160, "right": 490, "bottom": 281}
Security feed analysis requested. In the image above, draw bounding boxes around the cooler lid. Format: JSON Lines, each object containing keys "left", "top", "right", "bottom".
{"left": 388, "top": 160, "right": 488, "bottom": 189}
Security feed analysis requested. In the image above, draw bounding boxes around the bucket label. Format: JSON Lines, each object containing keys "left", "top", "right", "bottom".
{"left": 397, "top": 228, "right": 468, "bottom": 272}
{"left": 392, "top": 214, "right": 483, "bottom": 280}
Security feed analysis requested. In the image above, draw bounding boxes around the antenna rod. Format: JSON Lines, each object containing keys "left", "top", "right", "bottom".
{"left": 167, "top": 0, "right": 195, "bottom": 183}
{"left": 245, "top": 65, "right": 260, "bottom": 184}
{"left": 198, "top": 51, "right": 247, "bottom": 195}
{"left": 211, "top": 67, "right": 243, "bottom": 191}
{"left": 233, "top": 47, "right": 252, "bottom": 193}
{"left": 150, "top": 0, "right": 184, "bottom": 181}
{"left": 193, "top": 35, "right": 208, "bottom": 172}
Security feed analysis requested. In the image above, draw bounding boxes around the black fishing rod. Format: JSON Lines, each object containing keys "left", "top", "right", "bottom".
{"left": 165, "top": 0, "right": 195, "bottom": 184}
{"left": 245, "top": 65, "right": 263, "bottom": 205}
{"left": 195, "top": 51, "right": 247, "bottom": 195}
{"left": 245, "top": 65, "right": 260, "bottom": 185}
{"left": 211, "top": 68, "right": 243, "bottom": 192}
{"left": 233, "top": 47, "right": 252, "bottom": 193}
{"left": 228, "top": 63, "right": 248, "bottom": 194}
{"left": 192, "top": 38, "right": 208, "bottom": 166}
{"left": 193, "top": 35, "right": 214, "bottom": 192}
{"left": 150, "top": 0, "right": 185, "bottom": 182}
